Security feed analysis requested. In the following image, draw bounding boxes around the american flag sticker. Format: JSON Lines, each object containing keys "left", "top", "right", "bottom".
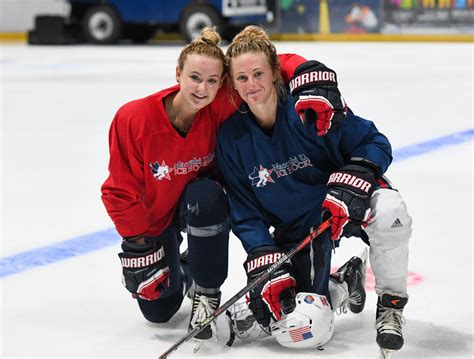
{"left": 289, "top": 325, "right": 313, "bottom": 342}
{"left": 320, "top": 296, "right": 330, "bottom": 307}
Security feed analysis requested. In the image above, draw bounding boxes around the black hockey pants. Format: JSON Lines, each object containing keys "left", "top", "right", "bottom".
{"left": 137, "top": 177, "right": 230, "bottom": 323}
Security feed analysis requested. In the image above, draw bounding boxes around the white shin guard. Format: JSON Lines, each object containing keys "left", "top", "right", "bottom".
{"left": 365, "top": 189, "right": 412, "bottom": 296}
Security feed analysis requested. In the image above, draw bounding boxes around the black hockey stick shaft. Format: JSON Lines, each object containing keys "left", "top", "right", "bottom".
{"left": 158, "top": 218, "right": 332, "bottom": 359}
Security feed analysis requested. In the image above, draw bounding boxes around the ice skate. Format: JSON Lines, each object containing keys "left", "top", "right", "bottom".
{"left": 376, "top": 291, "right": 408, "bottom": 356}
{"left": 188, "top": 289, "right": 221, "bottom": 351}
{"left": 331, "top": 247, "right": 368, "bottom": 313}
{"left": 226, "top": 301, "right": 270, "bottom": 346}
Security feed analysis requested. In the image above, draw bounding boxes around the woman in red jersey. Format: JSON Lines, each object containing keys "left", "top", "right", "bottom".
{"left": 101, "top": 27, "right": 307, "bottom": 345}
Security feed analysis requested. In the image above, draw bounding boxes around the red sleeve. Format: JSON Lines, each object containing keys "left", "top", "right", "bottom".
{"left": 101, "top": 101, "right": 150, "bottom": 237}
{"left": 278, "top": 53, "right": 307, "bottom": 83}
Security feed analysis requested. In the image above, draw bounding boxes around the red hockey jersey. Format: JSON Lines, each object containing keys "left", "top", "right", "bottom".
{"left": 101, "top": 54, "right": 305, "bottom": 237}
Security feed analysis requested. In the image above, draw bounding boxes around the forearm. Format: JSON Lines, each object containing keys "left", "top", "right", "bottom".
{"left": 230, "top": 217, "right": 275, "bottom": 253}
{"left": 336, "top": 114, "right": 393, "bottom": 173}
{"left": 101, "top": 184, "right": 150, "bottom": 237}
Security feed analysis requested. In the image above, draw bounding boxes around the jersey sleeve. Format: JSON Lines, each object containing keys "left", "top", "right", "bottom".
{"left": 101, "top": 103, "right": 150, "bottom": 237}
{"left": 278, "top": 53, "right": 307, "bottom": 83}
{"left": 347, "top": 127, "right": 392, "bottom": 173}
{"left": 323, "top": 112, "right": 393, "bottom": 173}
{"left": 216, "top": 127, "right": 276, "bottom": 253}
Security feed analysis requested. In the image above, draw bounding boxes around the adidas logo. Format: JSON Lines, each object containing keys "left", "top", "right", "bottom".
{"left": 391, "top": 218, "right": 403, "bottom": 228}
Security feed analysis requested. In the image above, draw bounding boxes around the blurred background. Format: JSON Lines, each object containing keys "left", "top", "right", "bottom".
{"left": 0, "top": 0, "right": 473, "bottom": 45}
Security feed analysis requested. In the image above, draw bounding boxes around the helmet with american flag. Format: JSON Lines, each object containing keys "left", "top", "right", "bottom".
{"left": 270, "top": 292, "right": 335, "bottom": 349}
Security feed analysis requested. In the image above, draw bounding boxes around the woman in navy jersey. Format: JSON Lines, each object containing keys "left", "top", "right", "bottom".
{"left": 217, "top": 25, "right": 412, "bottom": 355}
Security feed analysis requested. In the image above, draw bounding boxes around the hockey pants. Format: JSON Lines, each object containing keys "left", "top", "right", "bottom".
{"left": 137, "top": 177, "right": 230, "bottom": 323}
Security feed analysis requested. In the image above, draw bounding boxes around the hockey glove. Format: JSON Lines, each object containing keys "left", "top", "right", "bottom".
{"left": 322, "top": 159, "right": 379, "bottom": 240}
{"left": 290, "top": 60, "right": 347, "bottom": 136}
{"left": 118, "top": 236, "right": 170, "bottom": 301}
{"left": 244, "top": 247, "right": 297, "bottom": 328}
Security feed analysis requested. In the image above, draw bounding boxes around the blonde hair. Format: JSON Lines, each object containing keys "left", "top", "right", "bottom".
{"left": 177, "top": 27, "right": 226, "bottom": 73}
{"left": 226, "top": 25, "right": 286, "bottom": 102}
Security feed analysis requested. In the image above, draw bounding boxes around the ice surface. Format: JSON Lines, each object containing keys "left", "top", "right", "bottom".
{"left": 1, "top": 41, "right": 472, "bottom": 358}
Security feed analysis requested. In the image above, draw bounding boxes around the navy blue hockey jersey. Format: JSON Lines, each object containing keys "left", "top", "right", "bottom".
{"left": 216, "top": 97, "right": 392, "bottom": 253}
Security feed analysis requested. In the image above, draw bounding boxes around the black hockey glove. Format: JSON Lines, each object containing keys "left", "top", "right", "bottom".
{"left": 290, "top": 60, "right": 347, "bottom": 136}
{"left": 322, "top": 158, "right": 379, "bottom": 241}
{"left": 118, "top": 236, "right": 170, "bottom": 301}
{"left": 244, "top": 247, "right": 297, "bottom": 328}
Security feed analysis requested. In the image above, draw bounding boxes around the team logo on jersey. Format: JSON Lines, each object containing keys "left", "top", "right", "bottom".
{"left": 272, "top": 154, "right": 312, "bottom": 178}
{"left": 249, "top": 155, "right": 313, "bottom": 188}
{"left": 150, "top": 153, "right": 215, "bottom": 182}
{"left": 249, "top": 165, "right": 274, "bottom": 187}
{"left": 150, "top": 161, "right": 172, "bottom": 181}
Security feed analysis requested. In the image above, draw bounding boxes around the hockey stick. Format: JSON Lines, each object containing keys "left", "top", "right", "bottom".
{"left": 158, "top": 217, "right": 332, "bottom": 359}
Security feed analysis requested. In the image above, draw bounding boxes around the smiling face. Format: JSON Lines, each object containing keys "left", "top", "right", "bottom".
{"left": 176, "top": 53, "right": 224, "bottom": 112}
{"left": 230, "top": 51, "right": 277, "bottom": 110}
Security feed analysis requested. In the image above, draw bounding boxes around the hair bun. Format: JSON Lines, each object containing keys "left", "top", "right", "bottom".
{"left": 233, "top": 25, "right": 269, "bottom": 43}
{"left": 196, "top": 27, "right": 221, "bottom": 46}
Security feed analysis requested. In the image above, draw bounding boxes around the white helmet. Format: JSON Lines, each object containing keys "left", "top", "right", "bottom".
{"left": 270, "top": 292, "right": 335, "bottom": 349}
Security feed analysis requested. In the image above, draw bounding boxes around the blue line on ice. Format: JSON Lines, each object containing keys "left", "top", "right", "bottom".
{"left": 0, "top": 228, "right": 119, "bottom": 278}
{"left": 392, "top": 128, "right": 473, "bottom": 162}
{"left": 1, "top": 128, "right": 473, "bottom": 278}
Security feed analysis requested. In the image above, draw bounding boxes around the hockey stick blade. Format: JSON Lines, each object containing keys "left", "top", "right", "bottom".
{"left": 158, "top": 218, "right": 332, "bottom": 359}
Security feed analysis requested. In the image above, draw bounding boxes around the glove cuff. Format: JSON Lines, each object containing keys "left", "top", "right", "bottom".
{"left": 349, "top": 157, "right": 382, "bottom": 177}
{"left": 121, "top": 235, "right": 160, "bottom": 253}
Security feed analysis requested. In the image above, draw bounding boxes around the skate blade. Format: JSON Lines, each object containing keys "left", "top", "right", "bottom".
{"left": 380, "top": 348, "right": 397, "bottom": 358}
{"left": 193, "top": 339, "right": 204, "bottom": 353}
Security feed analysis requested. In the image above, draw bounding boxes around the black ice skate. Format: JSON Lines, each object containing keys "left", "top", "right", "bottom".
{"left": 331, "top": 248, "right": 368, "bottom": 314}
{"left": 188, "top": 289, "right": 221, "bottom": 352}
{"left": 376, "top": 291, "right": 408, "bottom": 357}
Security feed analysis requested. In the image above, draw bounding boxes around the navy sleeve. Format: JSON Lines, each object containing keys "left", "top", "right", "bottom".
{"left": 216, "top": 124, "right": 276, "bottom": 253}
{"left": 342, "top": 114, "right": 392, "bottom": 172}
{"left": 319, "top": 112, "right": 393, "bottom": 173}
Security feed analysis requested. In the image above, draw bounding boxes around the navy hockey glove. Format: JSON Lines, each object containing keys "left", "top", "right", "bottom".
{"left": 290, "top": 60, "right": 347, "bottom": 136}
{"left": 322, "top": 159, "right": 379, "bottom": 240}
{"left": 118, "top": 236, "right": 170, "bottom": 301}
{"left": 244, "top": 247, "right": 297, "bottom": 328}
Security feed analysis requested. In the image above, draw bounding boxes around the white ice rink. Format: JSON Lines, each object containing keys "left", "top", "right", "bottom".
{"left": 1, "top": 41, "right": 473, "bottom": 358}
